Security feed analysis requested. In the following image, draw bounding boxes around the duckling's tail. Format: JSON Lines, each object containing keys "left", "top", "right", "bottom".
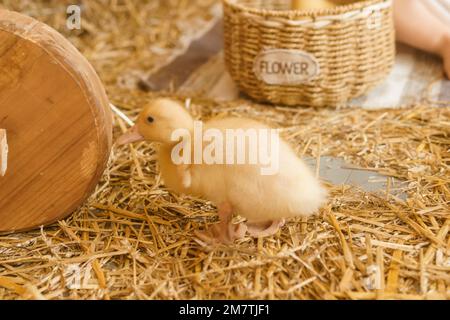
{"left": 294, "top": 178, "right": 328, "bottom": 217}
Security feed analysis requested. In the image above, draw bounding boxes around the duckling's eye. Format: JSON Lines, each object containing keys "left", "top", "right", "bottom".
{"left": 146, "top": 116, "right": 154, "bottom": 124}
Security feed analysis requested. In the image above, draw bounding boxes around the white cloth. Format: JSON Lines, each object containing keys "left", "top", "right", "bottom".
{"left": 421, "top": 0, "right": 450, "bottom": 26}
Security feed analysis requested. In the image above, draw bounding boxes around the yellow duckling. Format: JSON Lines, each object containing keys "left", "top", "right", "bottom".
{"left": 117, "top": 99, "right": 327, "bottom": 244}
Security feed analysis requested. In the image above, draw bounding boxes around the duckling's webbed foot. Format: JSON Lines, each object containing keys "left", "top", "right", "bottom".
{"left": 195, "top": 202, "right": 247, "bottom": 245}
{"left": 246, "top": 219, "right": 285, "bottom": 238}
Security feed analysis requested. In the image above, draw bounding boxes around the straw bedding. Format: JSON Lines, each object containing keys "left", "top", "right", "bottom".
{"left": 0, "top": 0, "right": 449, "bottom": 300}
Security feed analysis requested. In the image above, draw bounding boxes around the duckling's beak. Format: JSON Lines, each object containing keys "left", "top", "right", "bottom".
{"left": 116, "top": 125, "right": 145, "bottom": 145}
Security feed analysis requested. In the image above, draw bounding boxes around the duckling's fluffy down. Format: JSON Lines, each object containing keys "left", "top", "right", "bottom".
{"left": 162, "top": 117, "right": 327, "bottom": 223}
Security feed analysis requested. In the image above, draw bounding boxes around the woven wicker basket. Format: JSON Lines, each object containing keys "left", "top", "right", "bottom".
{"left": 223, "top": 0, "right": 395, "bottom": 107}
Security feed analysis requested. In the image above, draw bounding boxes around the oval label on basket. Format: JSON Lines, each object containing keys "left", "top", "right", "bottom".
{"left": 253, "top": 49, "right": 320, "bottom": 85}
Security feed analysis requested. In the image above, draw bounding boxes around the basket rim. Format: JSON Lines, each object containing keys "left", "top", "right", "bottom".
{"left": 223, "top": 0, "right": 392, "bottom": 19}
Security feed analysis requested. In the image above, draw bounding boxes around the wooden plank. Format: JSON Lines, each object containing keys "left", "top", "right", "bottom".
{"left": 141, "top": 19, "right": 223, "bottom": 91}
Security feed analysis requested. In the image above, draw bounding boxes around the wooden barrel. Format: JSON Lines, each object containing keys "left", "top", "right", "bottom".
{"left": 0, "top": 10, "right": 112, "bottom": 232}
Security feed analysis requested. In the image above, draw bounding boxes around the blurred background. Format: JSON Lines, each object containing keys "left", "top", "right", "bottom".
{"left": 0, "top": 0, "right": 218, "bottom": 91}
